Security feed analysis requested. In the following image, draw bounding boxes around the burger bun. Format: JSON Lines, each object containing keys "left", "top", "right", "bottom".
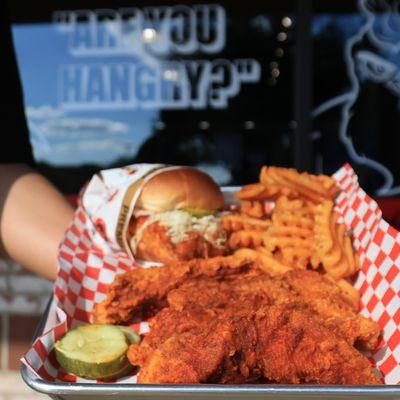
{"left": 136, "top": 167, "right": 224, "bottom": 213}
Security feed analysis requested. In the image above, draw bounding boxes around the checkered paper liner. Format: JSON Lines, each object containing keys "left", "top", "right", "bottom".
{"left": 22, "top": 163, "right": 400, "bottom": 384}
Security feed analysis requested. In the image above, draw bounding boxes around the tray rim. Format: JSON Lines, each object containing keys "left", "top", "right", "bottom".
{"left": 20, "top": 186, "right": 400, "bottom": 397}
{"left": 20, "top": 362, "right": 400, "bottom": 398}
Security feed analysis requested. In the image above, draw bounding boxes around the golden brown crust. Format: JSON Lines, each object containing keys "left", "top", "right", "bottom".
{"left": 135, "top": 220, "right": 227, "bottom": 264}
{"left": 129, "top": 304, "right": 381, "bottom": 385}
{"left": 136, "top": 167, "right": 224, "bottom": 213}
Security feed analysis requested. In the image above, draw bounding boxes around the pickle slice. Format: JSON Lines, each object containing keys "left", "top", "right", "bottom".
{"left": 181, "top": 207, "right": 215, "bottom": 217}
{"left": 117, "top": 326, "right": 141, "bottom": 345}
{"left": 54, "top": 324, "right": 139, "bottom": 380}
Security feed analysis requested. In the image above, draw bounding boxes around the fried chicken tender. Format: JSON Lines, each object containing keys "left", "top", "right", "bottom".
{"left": 93, "top": 257, "right": 379, "bottom": 351}
{"left": 92, "top": 256, "right": 380, "bottom": 384}
{"left": 256, "top": 304, "right": 381, "bottom": 385}
{"left": 91, "top": 256, "right": 253, "bottom": 324}
{"left": 129, "top": 308, "right": 253, "bottom": 384}
{"left": 166, "top": 272, "right": 379, "bottom": 351}
{"left": 278, "top": 270, "right": 380, "bottom": 350}
{"left": 128, "top": 303, "right": 381, "bottom": 384}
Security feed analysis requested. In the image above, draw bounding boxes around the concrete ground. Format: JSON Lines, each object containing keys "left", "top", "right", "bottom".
{"left": 0, "top": 372, "right": 48, "bottom": 400}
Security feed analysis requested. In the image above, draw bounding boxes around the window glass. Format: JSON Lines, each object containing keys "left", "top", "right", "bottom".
{"left": 11, "top": 1, "right": 296, "bottom": 192}
{"left": 313, "top": 0, "right": 400, "bottom": 196}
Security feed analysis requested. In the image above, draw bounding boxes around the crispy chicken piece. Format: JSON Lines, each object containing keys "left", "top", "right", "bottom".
{"left": 129, "top": 308, "right": 254, "bottom": 384}
{"left": 128, "top": 303, "right": 381, "bottom": 385}
{"left": 133, "top": 218, "right": 226, "bottom": 264}
{"left": 278, "top": 270, "right": 380, "bottom": 350}
{"left": 93, "top": 255, "right": 380, "bottom": 384}
{"left": 93, "top": 255, "right": 379, "bottom": 351}
{"left": 91, "top": 256, "right": 254, "bottom": 324}
{"left": 256, "top": 304, "right": 381, "bottom": 385}
{"left": 167, "top": 272, "right": 379, "bottom": 351}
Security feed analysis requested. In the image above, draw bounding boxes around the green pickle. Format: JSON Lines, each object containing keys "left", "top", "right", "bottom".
{"left": 181, "top": 207, "right": 215, "bottom": 217}
{"left": 54, "top": 324, "right": 140, "bottom": 380}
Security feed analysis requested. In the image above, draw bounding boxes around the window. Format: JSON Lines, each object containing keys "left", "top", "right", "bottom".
{"left": 312, "top": 0, "right": 400, "bottom": 196}
{"left": 10, "top": 0, "right": 400, "bottom": 199}
{"left": 11, "top": 0, "right": 296, "bottom": 192}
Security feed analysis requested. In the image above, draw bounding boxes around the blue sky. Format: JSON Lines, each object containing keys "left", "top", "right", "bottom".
{"left": 12, "top": 22, "right": 158, "bottom": 166}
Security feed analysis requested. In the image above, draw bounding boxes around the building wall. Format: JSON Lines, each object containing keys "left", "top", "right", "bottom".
{"left": 0, "top": 260, "right": 52, "bottom": 372}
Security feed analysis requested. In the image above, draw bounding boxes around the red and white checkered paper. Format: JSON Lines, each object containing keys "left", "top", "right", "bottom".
{"left": 22, "top": 163, "right": 400, "bottom": 384}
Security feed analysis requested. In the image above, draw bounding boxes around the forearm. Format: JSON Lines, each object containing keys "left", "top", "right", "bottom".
{"left": 0, "top": 164, "right": 74, "bottom": 281}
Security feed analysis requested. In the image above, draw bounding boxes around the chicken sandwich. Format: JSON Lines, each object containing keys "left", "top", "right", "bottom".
{"left": 128, "top": 167, "right": 227, "bottom": 263}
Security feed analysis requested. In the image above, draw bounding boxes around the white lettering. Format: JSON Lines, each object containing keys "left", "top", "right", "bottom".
{"left": 53, "top": 4, "right": 226, "bottom": 56}
{"left": 53, "top": 5, "right": 261, "bottom": 112}
{"left": 59, "top": 59, "right": 261, "bottom": 110}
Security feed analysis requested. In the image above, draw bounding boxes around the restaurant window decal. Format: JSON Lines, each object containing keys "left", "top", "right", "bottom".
{"left": 53, "top": 5, "right": 261, "bottom": 110}
{"left": 314, "top": 0, "right": 400, "bottom": 196}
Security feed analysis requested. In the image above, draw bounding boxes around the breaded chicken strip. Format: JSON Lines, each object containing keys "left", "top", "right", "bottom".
{"left": 91, "top": 256, "right": 254, "bottom": 324}
{"left": 128, "top": 303, "right": 381, "bottom": 385}
{"left": 93, "top": 256, "right": 379, "bottom": 351}
{"left": 166, "top": 272, "right": 379, "bottom": 351}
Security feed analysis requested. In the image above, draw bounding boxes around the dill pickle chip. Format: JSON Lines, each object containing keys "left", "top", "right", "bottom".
{"left": 54, "top": 324, "right": 138, "bottom": 380}
{"left": 117, "top": 326, "right": 141, "bottom": 345}
{"left": 181, "top": 207, "right": 215, "bottom": 217}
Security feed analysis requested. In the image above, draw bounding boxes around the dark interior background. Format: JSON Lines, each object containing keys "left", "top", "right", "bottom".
{"left": 7, "top": 0, "right": 400, "bottom": 227}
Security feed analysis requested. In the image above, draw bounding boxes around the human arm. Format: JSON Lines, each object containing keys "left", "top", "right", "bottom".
{"left": 0, "top": 164, "right": 74, "bottom": 281}
{"left": 0, "top": 5, "right": 74, "bottom": 280}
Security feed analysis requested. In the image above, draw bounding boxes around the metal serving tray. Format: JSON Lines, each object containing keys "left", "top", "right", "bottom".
{"left": 21, "top": 187, "right": 400, "bottom": 400}
{"left": 21, "top": 290, "right": 400, "bottom": 400}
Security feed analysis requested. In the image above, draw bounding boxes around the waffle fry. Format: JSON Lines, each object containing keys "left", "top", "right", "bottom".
{"left": 229, "top": 230, "right": 266, "bottom": 250}
{"left": 241, "top": 200, "right": 266, "bottom": 219}
{"left": 235, "top": 182, "right": 299, "bottom": 201}
{"left": 264, "top": 237, "right": 313, "bottom": 252}
{"left": 344, "top": 235, "right": 357, "bottom": 273}
{"left": 274, "top": 196, "right": 307, "bottom": 211}
{"left": 233, "top": 248, "right": 291, "bottom": 276}
{"left": 262, "top": 198, "right": 317, "bottom": 270}
{"left": 235, "top": 183, "right": 270, "bottom": 200}
{"left": 273, "top": 200, "right": 315, "bottom": 240}
{"left": 222, "top": 214, "right": 271, "bottom": 233}
{"left": 281, "top": 247, "right": 315, "bottom": 270}
{"left": 314, "top": 201, "right": 359, "bottom": 279}
{"left": 273, "top": 213, "right": 314, "bottom": 230}
{"left": 231, "top": 166, "right": 358, "bottom": 280}
{"left": 313, "top": 200, "right": 334, "bottom": 254}
{"left": 259, "top": 166, "right": 339, "bottom": 203}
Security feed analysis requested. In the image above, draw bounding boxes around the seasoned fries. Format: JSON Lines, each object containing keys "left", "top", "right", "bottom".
{"left": 240, "top": 200, "right": 267, "bottom": 219}
{"left": 229, "top": 230, "right": 266, "bottom": 249}
{"left": 229, "top": 166, "right": 359, "bottom": 280}
{"left": 259, "top": 166, "right": 338, "bottom": 203}
{"left": 233, "top": 248, "right": 292, "bottom": 276}
{"left": 222, "top": 214, "right": 271, "bottom": 232}
{"left": 236, "top": 182, "right": 299, "bottom": 201}
{"left": 314, "top": 201, "right": 358, "bottom": 279}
